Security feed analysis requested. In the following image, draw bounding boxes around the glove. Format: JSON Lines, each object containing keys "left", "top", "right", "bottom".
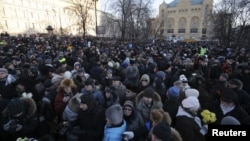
{"left": 200, "top": 124, "right": 208, "bottom": 135}
{"left": 123, "top": 131, "right": 134, "bottom": 140}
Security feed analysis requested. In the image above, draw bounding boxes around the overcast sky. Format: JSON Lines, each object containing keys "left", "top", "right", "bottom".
{"left": 100, "top": 0, "right": 220, "bottom": 17}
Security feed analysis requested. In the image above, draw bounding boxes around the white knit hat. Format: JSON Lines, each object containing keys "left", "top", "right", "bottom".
{"left": 185, "top": 88, "right": 199, "bottom": 98}
{"left": 182, "top": 96, "right": 200, "bottom": 111}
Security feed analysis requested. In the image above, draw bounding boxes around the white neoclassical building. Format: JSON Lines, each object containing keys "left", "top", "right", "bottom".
{"left": 0, "top": 0, "right": 100, "bottom": 36}
{"left": 158, "top": 0, "right": 214, "bottom": 41}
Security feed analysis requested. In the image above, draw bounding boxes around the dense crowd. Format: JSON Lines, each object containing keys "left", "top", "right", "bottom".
{"left": 0, "top": 35, "right": 250, "bottom": 141}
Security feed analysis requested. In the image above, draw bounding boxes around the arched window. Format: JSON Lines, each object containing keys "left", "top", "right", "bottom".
{"left": 178, "top": 17, "right": 186, "bottom": 33}
{"left": 190, "top": 16, "right": 199, "bottom": 33}
{"left": 167, "top": 18, "right": 174, "bottom": 33}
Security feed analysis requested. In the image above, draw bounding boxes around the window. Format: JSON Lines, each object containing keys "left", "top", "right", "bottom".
{"left": 190, "top": 28, "right": 198, "bottom": 33}
{"left": 167, "top": 29, "right": 174, "bottom": 33}
{"left": 178, "top": 29, "right": 185, "bottom": 33}
{"left": 202, "top": 28, "right": 207, "bottom": 34}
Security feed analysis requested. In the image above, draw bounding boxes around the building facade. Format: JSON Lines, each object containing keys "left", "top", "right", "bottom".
{"left": 158, "top": 0, "right": 214, "bottom": 41}
{"left": 0, "top": 0, "right": 99, "bottom": 36}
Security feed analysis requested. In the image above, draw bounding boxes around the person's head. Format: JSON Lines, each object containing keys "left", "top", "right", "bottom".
{"left": 105, "top": 104, "right": 123, "bottom": 127}
{"left": 152, "top": 121, "right": 171, "bottom": 141}
{"left": 112, "top": 76, "right": 121, "bottom": 87}
{"left": 125, "top": 85, "right": 137, "bottom": 98}
{"left": 143, "top": 87, "right": 155, "bottom": 105}
{"left": 228, "top": 79, "right": 242, "bottom": 90}
{"left": 84, "top": 78, "right": 94, "bottom": 91}
{"left": 181, "top": 96, "right": 200, "bottom": 114}
{"left": 60, "top": 78, "right": 75, "bottom": 93}
{"left": 150, "top": 108, "right": 172, "bottom": 127}
{"left": 167, "top": 86, "right": 180, "bottom": 99}
{"left": 220, "top": 87, "right": 238, "bottom": 108}
{"left": 79, "top": 94, "right": 96, "bottom": 111}
{"left": 7, "top": 98, "right": 26, "bottom": 119}
{"left": 221, "top": 116, "right": 240, "bottom": 125}
{"left": 123, "top": 100, "right": 134, "bottom": 117}
{"left": 219, "top": 73, "right": 228, "bottom": 82}
{"left": 140, "top": 74, "right": 150, "bottom": 86}
{"left": 0, "top": 68, "right": 8, "bottom": 79}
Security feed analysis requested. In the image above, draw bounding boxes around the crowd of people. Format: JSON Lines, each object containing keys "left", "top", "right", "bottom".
{"left": 0, "top": 34, "right": 250, "bottom": 141}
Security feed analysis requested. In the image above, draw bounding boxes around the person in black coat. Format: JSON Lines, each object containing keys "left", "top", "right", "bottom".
{"left": 65, "top": 94, "right": 106, "bottom": 141}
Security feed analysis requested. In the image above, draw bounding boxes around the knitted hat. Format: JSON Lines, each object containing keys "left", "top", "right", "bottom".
{"left": 221, "top": 116, "right": 240, "bottom": 125}
{"left": 185, "top": 88, "right": 199, "bottom": 98}
{"left": 182, "top": 96, "right": 200, "bottom": 111}
{"left": 156, "top": 71, "right": 166, "bottom": 80}
{"left": 140, "top": 74, "right": 150, "bottom": 83}
{"left": 126, "top": 84, "right": 137, "bottom": 93}
{"left": 143, "top": 87, "right": 155, "bottom": 98}
{"left": 152, "top": 122, "right": 171, "bottom": 141}
{"left": 7, "top": 98, "right": 25, "bottom": 117}
{"left": 228, "top": 79, "right": 242, "bottom": 88}
{"left": 167, "top": 86, "right": 180, "bottom": 98}
{"left": 123, "top": 100, "right": 134, "bottom": 109}
{"left": 105, "top": 104, "right": 123, "bottom": 126}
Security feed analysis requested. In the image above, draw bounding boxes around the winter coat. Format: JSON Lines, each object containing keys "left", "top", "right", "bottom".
{"left": 69, "top": 104, "right": 106, "bottom": 141}
{"left": 135, "top": 91, "right": 163, "bottom": 123}
{"left": 103, "top": 120, "right": 127, "bottom": 141}
{"left": 81, "top": 88, "right": 105, "bottom": 107}
{"left": 175, "top": 107, "right": 206, "bottom": 141}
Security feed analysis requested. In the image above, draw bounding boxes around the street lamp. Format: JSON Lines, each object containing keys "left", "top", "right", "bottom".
{"left": 92, "top": 0, "right": 98, "bottom": 36}
{"left": 46, "top": 25, "right": 54, "bottom": 37}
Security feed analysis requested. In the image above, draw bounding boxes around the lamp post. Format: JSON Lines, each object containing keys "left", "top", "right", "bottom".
{"left": 93, "top": 0, "right": 98, "bottom": 36}
{"left": 46, "top": 25, "right": 54, "bottom": 37}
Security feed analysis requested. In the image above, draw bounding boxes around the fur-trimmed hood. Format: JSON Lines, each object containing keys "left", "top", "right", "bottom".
{"left": 135, "top": 89, "right": 162, "bottom": 106}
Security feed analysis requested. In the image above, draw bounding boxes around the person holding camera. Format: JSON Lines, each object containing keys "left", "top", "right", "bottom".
{"left": 0, "top": 97, "right": 39, "bottom": 140}
{"left": 59, "top": 93, "right": 106, "bottom": 141}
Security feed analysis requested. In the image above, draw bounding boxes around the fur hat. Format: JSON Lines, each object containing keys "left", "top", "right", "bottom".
{"left": 220, "top": 87, "right": 238, "bottom": 103}
{"left": 167, "top": 86, "right": 180, "bottom": 98}
{"left": 105, "top": 104, "right": 123, "bottom": 126}
{"left": 185, "top": 88, "right": 199, "bottom": 98}
{"left": 152, "top": 122, "right": 171, "bottom": 141}
{"left": 60, "top": 78, "right": 75, "bottom": 87}
{"left": 181, "top": 96, "right": 200, "bottom": 111}
{"left": 228, "top": 79, "right": 242, "bottom": 89}
{"left": 7, "top": 98, "right": 25, "bottom": 117}
{"left": 143, "top": 87, "right": 155, "bottom": 98}
{"left": 68, "top": 93, "right": 83, "bottom": 113}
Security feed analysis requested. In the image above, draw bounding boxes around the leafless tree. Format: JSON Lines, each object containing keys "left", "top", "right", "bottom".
{"left": 65, "top": 0, "right": 95, "bottom": 38}
{"left": 212, "top": 0, "right": 250, "bottom": 47}
{"left": 108, "top": 0, "right": 153, "bottom": 40}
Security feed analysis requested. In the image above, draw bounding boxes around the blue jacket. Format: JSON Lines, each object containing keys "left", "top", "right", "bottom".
{"left": 103, "top": 120, "right": 126, "bottom": 141}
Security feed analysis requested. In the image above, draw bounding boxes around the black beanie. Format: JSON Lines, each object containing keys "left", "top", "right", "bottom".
{"left": 7, "top": 98, "right": 25, "bottom": 117}
{"left": 143, "top": 87, "right": 155, "bottom": 98}
{"left": 152, "top": 121, "right": 171, "bottom": 141}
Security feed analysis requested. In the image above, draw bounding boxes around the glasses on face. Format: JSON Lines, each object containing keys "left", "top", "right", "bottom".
{"left": 141, "top": 79, "right": 148, "bottom": 82}
{"left": 123, "top": 108, "right": 132, "bottom": 111}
